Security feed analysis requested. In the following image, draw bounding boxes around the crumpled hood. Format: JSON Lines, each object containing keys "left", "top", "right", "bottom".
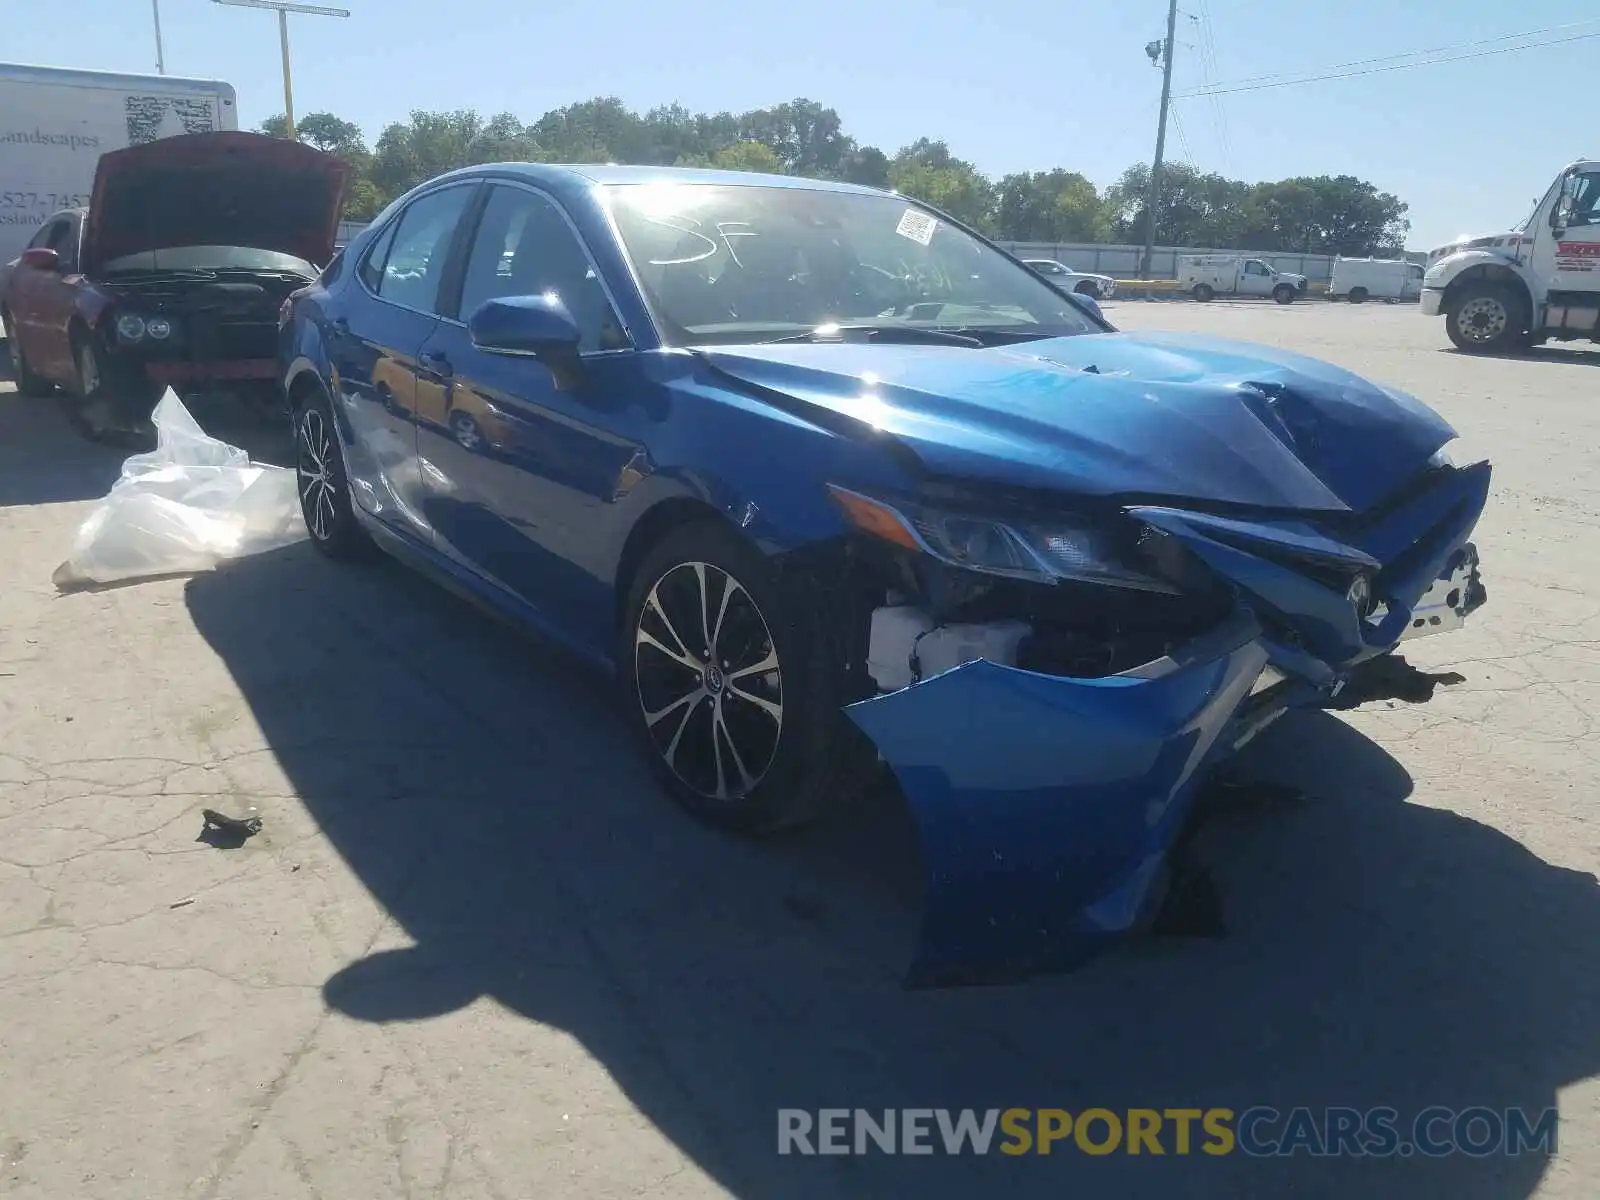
{"left": 84, "top": 131, "right": 349, "bottom": 272}
{"left": 700, "top": 331, "right": 1455, "bottom": 513}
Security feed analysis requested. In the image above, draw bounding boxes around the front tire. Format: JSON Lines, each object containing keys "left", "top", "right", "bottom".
{"left": 1074, "top": 281, "right": 1099, "bottom": 298}
{"left": 69, "top": 330, "right": 158, "bottom": 443}
{"left": 2, "top": 312, "right": 53, "bottom": 397}
{"left": 622, "top": 520, "right": 869, "bottom": 834}
{"left": 293, "top": 385, "right": 370, "bottom": 559}
{"left": 1273, "top": 283, "right": 1297, "bottom": 304}
{"left": 1446, "top": 282, "right": 1528, "bottom": 354}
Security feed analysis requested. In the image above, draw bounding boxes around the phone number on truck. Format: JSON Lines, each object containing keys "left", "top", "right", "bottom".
{"left": 0, "top": 192, "right": 92, "bottom": 212}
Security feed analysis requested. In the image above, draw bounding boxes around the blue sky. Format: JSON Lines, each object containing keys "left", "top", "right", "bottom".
{"left": 8, "top": 0, "right": 1596, "bottom": 248}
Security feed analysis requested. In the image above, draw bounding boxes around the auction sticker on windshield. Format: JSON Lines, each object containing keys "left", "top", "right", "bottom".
{"left": 895, "top": 208, "right": 937, "bottom": 246}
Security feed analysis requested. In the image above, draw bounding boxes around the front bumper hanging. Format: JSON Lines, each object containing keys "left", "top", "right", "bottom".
{"left": 845, "top": 614, "right": 1271, "bottom": 988}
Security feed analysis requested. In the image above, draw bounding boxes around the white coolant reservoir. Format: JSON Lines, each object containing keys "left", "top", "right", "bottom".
{"left": 868, "top": 606, "right": 935, "bottom": 691}
{"left": 867, "top": 606, "right": 1032, "bottom": 691}
{"left": 916, "top": 620, "right": 1032, "bottom": 680}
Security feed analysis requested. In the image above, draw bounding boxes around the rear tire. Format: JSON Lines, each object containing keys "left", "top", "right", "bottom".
{"left": 1192, "top": 284, "right": 1214, "bottom": 302}
{"left": 1445, "top": 282, "right": 1529, "bottom": 354}
{"left": 292, "top": 383, "right": 371, "bottom": 559}
{"left": 3, "top": 311, "right": 54, "bottom": 397}
{"left": 1273, "top": 283, "right": 1297, "bottom": 304}
{"left": 621, "top": 519, "right": 872, "bottom": 835}
{"left": 1348, "top": 287, "right": 1369, "bottom": 304}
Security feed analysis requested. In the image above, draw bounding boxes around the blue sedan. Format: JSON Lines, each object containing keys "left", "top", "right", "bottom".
{"left": 279, "top": 164, "right": 1488, "bottom": 986}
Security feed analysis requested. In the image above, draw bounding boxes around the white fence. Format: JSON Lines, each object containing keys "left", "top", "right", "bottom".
{"left": 996, "top": 241, "right": 1340, "bottom": 284}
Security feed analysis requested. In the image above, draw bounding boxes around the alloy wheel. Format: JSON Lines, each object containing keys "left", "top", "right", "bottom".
{"left": 633, "top": 561, "right": 784, "bottom": 802}
{"left": 296, "top": 406, "right": 340, "bottom": 541}
{"left": 1457, "top": 295, "right": 1508, "bottom": 344}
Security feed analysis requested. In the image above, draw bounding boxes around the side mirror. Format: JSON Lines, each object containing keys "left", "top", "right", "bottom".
{"left": 21, "top": 247, "right": 60, "bottom": 271}
{"left": 467, "top": 293, "right": 583, "bottom": 387}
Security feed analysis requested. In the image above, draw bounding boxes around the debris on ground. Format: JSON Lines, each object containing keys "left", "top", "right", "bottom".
{"left": 198, "top": 807, "right": 263, "bottom": 849}
{"left": 53, "top": 389, "right": 306, "bottom": 590}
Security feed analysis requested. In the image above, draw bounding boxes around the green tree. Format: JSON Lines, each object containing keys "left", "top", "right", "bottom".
{"left": 368, "top": 109, "right": 540, "bottom": 199}
{"left": 258, "top": 111, "right": 383, "bottom": 220}
{"left": 737, "top": 99, "right": 851, "bottom": 176}
{"left": 710, "top": 140, "right": 785, "bottom": 174}
{"left": 887, "top": 139, "right": 997, "bottom": 232}
{"left": 995, "top": 170, "right": 1106, "bottom": 242}
{"left": 1101, "top": 161, "right": 1251, "bottom": 247}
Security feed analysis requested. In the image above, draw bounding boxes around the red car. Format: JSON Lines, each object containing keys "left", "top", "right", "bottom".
{"left": 2, "top": 130, "right": 347, "bottom": 441}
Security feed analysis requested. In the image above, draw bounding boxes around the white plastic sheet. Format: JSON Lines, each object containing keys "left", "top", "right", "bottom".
{"left": 53, "top": 389, "right": 308, "bottom": 589}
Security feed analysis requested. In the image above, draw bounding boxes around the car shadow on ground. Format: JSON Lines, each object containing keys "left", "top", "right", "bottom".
{"left": 184, "top": 542, "right": 1600, "bottom": 1200}
{"left": 0, "top": 377, "right": 295, "bottom": 508}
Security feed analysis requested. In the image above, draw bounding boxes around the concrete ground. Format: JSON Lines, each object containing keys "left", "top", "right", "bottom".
{"left": 1, "top": 305, "right": 1596, "bottom": 1199}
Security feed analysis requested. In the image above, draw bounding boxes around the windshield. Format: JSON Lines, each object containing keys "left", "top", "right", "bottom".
{"left": 605, "top": 182, "right": 1099, "bottom": 345}
{"left": 99, "top": 246, "right": 317, "bottom": 275}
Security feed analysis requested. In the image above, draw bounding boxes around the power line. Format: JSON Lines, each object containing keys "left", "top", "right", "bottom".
{"left": 1192, "top": 0, "right": 1232, "bottom": 171}
{"left": 1176, "top": 18, "right": 1600, "bottom": 98}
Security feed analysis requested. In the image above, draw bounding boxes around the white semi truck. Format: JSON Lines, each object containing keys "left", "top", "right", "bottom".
{"left": 1421, "top": 159, "right": 1600, "bottom": 352}
{"left": 0, "top": 63, "right": 238, "bottom": 268}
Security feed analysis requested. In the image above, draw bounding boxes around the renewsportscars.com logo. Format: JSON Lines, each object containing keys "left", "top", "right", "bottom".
{"left": 778, "top": 1106, "right": 1558, "bottom": 1158}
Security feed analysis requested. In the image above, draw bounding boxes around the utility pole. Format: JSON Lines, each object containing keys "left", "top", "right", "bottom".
{"left": 211, "top": 0, "right": 351, "bottom": 142}
{"left": 1140, "top": 0, "right": 1179, "bottom": 279}
{"left": 151, "top": 0, "right": 166, "bottom": 73}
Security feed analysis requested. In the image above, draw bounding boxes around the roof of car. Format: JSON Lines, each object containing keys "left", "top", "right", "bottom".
{"left": 422, "top": 160, "right": 891, "bottom": 197}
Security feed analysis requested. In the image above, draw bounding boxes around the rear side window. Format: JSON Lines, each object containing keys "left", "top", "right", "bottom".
{"left": 375, "top": 185, "right": 476, "bottom": 314}
{"left": 358, "top": 222, "right": 397, "bottom": 292}
{"left": 320, "top": 249, "right": 346, "bottom": 286}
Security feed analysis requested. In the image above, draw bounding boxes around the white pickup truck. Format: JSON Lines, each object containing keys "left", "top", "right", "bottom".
{"left": 1421, "top": 159, "right": 1600, "bottom": 353}
{"left": 1178, "top": 254, "right": 1308, "bottom": 304}
{"left": 0, "top": 62, "right": 237, "bottom": 269}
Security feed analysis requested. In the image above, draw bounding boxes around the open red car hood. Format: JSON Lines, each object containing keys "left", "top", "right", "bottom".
{"left": 83, "top": 131, "right": 348, "bottom": 272}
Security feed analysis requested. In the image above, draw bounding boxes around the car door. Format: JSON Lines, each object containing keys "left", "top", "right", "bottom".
{"left": 414, "top": 180, "right": 644, "bottom": 652}
{"left": 8, "top": 213, "right": 82, "bottom": 381}
{"left": 327, "top": 181, "right": 480, "bottom": 540}
{"left": 1550, "top": 167, "right": 1600, "bottom": 304}
{"left": 1240, "top": 259, "right": 1274, "bottom": 296}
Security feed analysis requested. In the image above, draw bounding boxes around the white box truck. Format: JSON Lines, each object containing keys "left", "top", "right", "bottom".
{"left": 1421, "top": 159, "right": 1600, "bottom": 353}
{"left": 1, "top": 63, "right": 238, "bottom": 268}
{"left": 1177, "top": 254, "right": 1308, "bottom": 304}
{"left": 1327, "top": 257, "right": 1424, "bottom": 303}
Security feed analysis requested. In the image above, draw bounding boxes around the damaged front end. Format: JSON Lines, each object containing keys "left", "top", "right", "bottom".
{"left": 830, "top": 458, "right": 1490, "bottom": 988}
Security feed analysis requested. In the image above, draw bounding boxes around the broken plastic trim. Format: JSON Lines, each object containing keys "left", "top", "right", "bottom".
{"left": 846, "top": 611, "right": 1268, "bottom": 988}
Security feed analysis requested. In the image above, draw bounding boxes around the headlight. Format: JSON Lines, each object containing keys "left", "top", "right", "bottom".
{"left": 115, "top": 314, "right": 146, "bottom": 341}
{"left": 827, "top": 485, "right": 1175, "bottom": 592}
{"left": 145, "top": 317, "right": 172, "bottom": 340}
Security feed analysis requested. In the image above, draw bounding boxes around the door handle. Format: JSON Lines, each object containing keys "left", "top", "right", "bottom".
{"left": 418, "top": 350, "right": 452, "bottom": 378}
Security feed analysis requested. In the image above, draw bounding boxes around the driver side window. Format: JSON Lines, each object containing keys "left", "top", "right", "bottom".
{"left": 1569, "top": 172, "right": 1600, "bottom": 227}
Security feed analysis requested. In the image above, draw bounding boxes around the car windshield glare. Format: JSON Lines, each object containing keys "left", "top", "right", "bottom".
{"left": 604, "top": 182, "right": 1099, "bottom": 345}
